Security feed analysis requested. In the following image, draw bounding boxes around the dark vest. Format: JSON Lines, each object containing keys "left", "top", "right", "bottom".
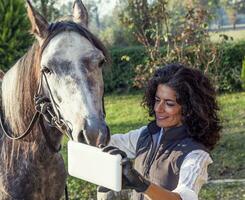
{"left": 132, "top": 121, "right": 207, "bottom": 200}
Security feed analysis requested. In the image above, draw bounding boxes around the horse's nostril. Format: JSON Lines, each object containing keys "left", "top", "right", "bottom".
{"left": 77, "top": 130, "right": 85, "bottom": 143}
{"left": 96, "top": 125, "right": 110, "bottom": 147}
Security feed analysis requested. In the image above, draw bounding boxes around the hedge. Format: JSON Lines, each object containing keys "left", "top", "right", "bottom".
{"left": 217, "top": 41, "right": 245, "bottom": 92}
{"left": 103, "top": 46, "right": 148, "bottom": 92}
{"left": 104, "top": 41, "right": 245, "bottom": 93}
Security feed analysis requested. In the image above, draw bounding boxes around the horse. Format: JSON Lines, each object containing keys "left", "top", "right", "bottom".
{"left": 0, "top": 0, "right": 110, "bottom": 199}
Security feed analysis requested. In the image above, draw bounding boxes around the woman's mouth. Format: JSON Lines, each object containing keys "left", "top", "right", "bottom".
{"left": 156, "top": 115, "right": 169, "bottom": 121}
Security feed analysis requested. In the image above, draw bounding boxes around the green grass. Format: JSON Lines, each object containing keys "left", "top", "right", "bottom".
{"left": 210, "top": 29, "right": 245, "bottom": 43}
{"left": 105, "top": 92, "right": 149, "bottom": 133}
{"left": 209, "top": 92, "right": 245, "bottom": 179}
{"left": 62, "top": 91, "right": 245, "bottom": 199}
{"left": 200, "top": 182, "right": 245, "bottom": 200}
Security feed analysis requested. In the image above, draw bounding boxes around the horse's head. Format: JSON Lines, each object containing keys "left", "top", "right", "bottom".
{"left": 26, "top": 0, "right": 110, "bottom": 146}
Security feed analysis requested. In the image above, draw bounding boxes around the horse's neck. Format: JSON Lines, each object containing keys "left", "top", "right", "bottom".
{"left": 0, "top": 51, "right": 63, "bottom": 160}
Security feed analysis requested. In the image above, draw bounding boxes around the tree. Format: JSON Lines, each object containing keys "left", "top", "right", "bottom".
{"left": 0, "top": 0, "right": 32, "bottom": 71}
{"left": 120, "top": 0, "right": 221, "bottom": 88}
{"left": 32, "top": 0, "right": 60, "bottom": 21}
{"left": 221, "top": 0, "right": 245, "bottom": 29}
{"left": 60, "top": 1, "right": 73, "bottom": 17}
{"left": 98, "top": 1, "right": 138, "bottom": 47}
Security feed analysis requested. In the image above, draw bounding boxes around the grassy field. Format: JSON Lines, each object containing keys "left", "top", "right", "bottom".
{"left": 210, "top": 29, "right": 245, "bottom": 42}
{"left": 62, "top": 91, "right": 245, "bottom": 200}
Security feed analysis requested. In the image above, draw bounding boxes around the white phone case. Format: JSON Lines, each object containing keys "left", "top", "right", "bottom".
{"left": 67, "top": 141, "right": 122, "bottom": 191}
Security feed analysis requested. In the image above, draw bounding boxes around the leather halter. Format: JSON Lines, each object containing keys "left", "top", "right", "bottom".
{"left": 0, "top": 69, "right": 71, "bottom": 152}
{"left": 0, "top": 21, "right": 107, "bottom": 150}
{"left": 0, "top": 23, "right": 79, "bottom": 151}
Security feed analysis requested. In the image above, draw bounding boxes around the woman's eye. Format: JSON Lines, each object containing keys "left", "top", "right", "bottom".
{"left": 155, "top": 98, "right": 160, "bottom": 102}
{"left": 166, "top": 102, "right": 175, "bottom": 107}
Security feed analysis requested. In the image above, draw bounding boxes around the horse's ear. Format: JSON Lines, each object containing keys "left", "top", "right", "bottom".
{"left": 73, "top": 0, "right": 88, "bottom": 28}
{"left": 26, "top": 0, "right": 49, "bottom": 42}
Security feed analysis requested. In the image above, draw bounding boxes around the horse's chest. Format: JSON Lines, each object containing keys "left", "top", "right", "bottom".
{"left": 36, "top": 154, "right": 67, "bottom": 200}
{"left": 0, "top": 154, "right": 66, "bottom": 200}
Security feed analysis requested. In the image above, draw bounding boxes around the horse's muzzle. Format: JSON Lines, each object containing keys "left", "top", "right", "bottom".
{"left": 78, "top": 117, "right": 110, "bottom": 147}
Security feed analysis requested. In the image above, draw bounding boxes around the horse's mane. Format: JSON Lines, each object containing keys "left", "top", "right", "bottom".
{"left": 0, "top": 21, "right": 109, "bottom": 168}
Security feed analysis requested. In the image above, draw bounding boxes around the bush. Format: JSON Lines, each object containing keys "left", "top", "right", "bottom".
{"left": 241, "top": 57, "right": 245, "bottom": 90}
{"left": 104, "top": 46, "right": 148, "bottom": 92}
{"left": 0, "top": 0, "right": 33, "bottom": 71}
{"left": 217, "top": 41, "right": 245, "bottom": 92}
{"left": 105, "top": 41, "right": 245, "bottom": 93}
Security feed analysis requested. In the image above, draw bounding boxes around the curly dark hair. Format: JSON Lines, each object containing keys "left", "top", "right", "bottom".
{"left": 142, "top": 63, "right": 221, "bottom": 150}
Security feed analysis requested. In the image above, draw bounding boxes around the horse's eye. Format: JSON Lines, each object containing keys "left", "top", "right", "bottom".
{"left": 42, "top": 66, "right": 52, "bottom": 74}
{"left": 99, "top": 59, "right": 105, "bottom": 67}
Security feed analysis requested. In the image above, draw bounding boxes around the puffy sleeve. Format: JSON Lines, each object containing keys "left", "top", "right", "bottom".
{"left": 108, "top": 126, "right": 146, "bottom": 159}
{"left": 172, "top": 150, "right": 213, "bottom": 200}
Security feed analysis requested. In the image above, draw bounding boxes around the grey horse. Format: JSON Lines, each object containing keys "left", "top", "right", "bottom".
{"left": 0, "top": 0, "right": 110, "bottom": 199}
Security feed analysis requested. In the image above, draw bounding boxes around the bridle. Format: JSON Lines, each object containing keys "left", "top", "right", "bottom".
{"left": 0, "top": 21, "right": 107, "bottom": 144}
{"left": 0, "top": 22, "right": 81, "bottom": 147}
{"left": 0, "top": 69, "right": 72, "bottom": 149}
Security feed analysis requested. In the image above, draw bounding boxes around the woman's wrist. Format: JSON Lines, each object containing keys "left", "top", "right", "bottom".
{"left": 144, "top": 183, "right": 182, "bottom": 200}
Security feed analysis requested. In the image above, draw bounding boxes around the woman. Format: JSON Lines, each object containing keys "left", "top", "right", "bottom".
{"left": 99, "top": 63, "right": 221, "bottom": 200}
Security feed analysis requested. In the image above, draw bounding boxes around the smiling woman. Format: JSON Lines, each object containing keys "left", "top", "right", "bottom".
{"left": 154, "top": 84, "right": 182, "bottom": 130}
{"left": 98, "top": 63, "right": 222, "bottom": 200}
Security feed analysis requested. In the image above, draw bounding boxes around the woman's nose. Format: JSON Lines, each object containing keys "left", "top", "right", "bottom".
{"left": 155, "top": 102, "right": 165, "bottom": 112}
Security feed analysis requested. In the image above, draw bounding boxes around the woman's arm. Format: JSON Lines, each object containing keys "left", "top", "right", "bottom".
{"left": 144, "top": 150, "right": 212, "bottom": 200}
{"left": 108, "top": 126, "right": 146, "bottom": 158}
{"left": 145, "top": 183, "right": 182, "bottom": 200}
{"left": 172, "top": 150, "right": 213, "bottom": 200}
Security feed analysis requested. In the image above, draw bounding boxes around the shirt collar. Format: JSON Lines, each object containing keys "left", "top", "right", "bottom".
{"left": 147, "top": 120, "right": 189, "bottom": 141}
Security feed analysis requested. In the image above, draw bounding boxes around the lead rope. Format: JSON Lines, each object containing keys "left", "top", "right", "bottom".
{"left": 0, "top": 70, "right": 44, "bottom": 140}
{"left": 0, "top": 111, "right": 40, "bottom": 140}
{"left": 65, "top": 184, "right": 69, "bottom": 200}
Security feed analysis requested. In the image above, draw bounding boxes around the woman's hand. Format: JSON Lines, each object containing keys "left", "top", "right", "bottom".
{"left": 102, "top": 146, "right": 150, "bottom": 193}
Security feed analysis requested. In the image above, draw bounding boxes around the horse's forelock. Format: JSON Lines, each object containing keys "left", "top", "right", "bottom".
{"left": 41, "top": 21, "right": 110, "bottom": 64}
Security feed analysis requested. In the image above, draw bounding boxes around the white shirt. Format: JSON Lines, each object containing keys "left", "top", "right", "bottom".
{"left": 109, "top": 126, "right": 213, "bottom": 200}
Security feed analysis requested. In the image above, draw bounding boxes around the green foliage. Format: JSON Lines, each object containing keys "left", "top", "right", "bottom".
{"left": 32, "top": 0, "right": 60, "bottom": 21}
{"left": 104, "top": 46, "right": 148, "bottom": 92}
{"left": 106, "top": 41, "right": 245, "bottom": 92}
{"left": 0, "top": 0, "right": 32, "bottom": 71}
{"left": 87, "top": 1, "right": 138, "bottom": 47}
{"left": 119, "top": 0, "right": 222, "bottom": 88}
{"left": 241, "top": 57, "right": 245, "bottom": 90}
{"left": 217, "top": 41, "right": 245, "bottom": 92}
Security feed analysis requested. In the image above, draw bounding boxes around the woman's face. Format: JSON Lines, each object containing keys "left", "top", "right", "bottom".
{"left": 154, "top": 84, "right": 182, "bottom": 130}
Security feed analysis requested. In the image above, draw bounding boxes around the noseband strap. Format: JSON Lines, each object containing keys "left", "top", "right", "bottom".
{"left": 39, "top": 71, "right": 73, "bottom": 140}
